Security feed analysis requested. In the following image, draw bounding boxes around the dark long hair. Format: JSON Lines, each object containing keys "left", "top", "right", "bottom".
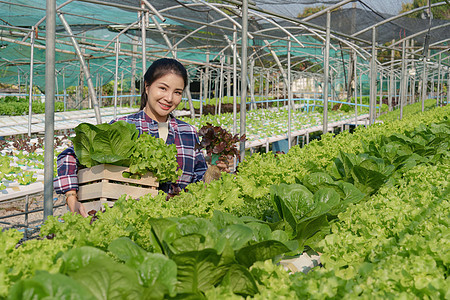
{"left": 140, "top": 58, "right": 188, "bottom": 110}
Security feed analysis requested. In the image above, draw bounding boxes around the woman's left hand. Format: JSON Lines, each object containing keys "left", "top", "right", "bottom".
{"left": 216, "top": 160, "right": 230, "bottom": 173}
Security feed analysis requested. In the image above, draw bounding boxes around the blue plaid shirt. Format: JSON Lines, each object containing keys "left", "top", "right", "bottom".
{"left": 54, "top": 111, "right": 207, "bottom": 194}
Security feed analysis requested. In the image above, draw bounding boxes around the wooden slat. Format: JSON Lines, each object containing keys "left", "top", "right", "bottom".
{"left": 78, "top": 181, "right": 158, "bottom": 201}
{"left": 78, "top": 164, "right": 158, "bottom": 187}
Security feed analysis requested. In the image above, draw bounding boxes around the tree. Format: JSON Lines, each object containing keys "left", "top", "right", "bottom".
{"left": 297, "top": 5, "right": 327, "bottom": 18}
{"left": 400, "top": 0, "right": 450, "bottom": 20}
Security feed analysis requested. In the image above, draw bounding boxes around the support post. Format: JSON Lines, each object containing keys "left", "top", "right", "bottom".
{"left": 141, "top": 5, "right": 147, "bottom": 78}
{"left": 44, "top": 0, "right": 56, "bottom": 220}
{"left": 114, "top": 40, "right": 119, "bottom": 119}
{"left": 185, "top": 82, "right": 195, "bottom": 119}
{"left": 199, "top": 69, "right": 203, "bottom": 116}
{"left": 249, "top": 59, "right": 255, "bottom": 110}
{"left": 218, "top": 54, "right": 224, "bottom": 114}
{"left": 359, "top": 73, "right": 363, "bottom": 112}
{"left": 378, "top": 73, "right": 383, "bottom": 116}
{"left": 131, "top": 39, "right": 137, "bottom": 107}
{"left": 28, "top": 26, "right": 35, "bottom": 137}
{"left": 400, "top": 40, "right": 407, "bottom": 120}
{"left": 437, "top": 53, "right": 442, "bottom": 106}
{"left": 322, "top": 11, "right": 330, "bottom": 134}
{"left": 447, "top": 72, "right": 450, "bottom": 104}
{"left": 233, "top": 25, "right": 237, "bottom": 136}
{"left": 239, "top": 0, "right": 248, "bottom": 160}
{"left": 287, "top": 38, "right": 292, "bottom": 149}
{"left": 266, "top": 71, "right": 270, "bottom": 109}
{"left": 354, "top": 51, "right": 358, "bottom": 126}
{"left": 369, "top": 27, "right": 377, "bottom": 124}
{"left": 389, "top": 40, "right": 394, "bottom": 111}
{"left": 227, "top": 56, "right": 231, "bottom": 100}
{"left": 203, "top": 51, "right": 209, "bottom": 113}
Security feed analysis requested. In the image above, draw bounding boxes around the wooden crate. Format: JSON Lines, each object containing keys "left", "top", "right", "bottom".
{"left": 77, "top": 164, "right": 159, "bottom": 208}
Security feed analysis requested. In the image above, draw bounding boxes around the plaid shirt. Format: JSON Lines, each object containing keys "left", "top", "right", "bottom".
{"left": 53, "top": 111, "right": 207, "bottom": 194}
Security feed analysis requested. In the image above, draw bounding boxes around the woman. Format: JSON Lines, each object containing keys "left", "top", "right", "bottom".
{"left": 54, "top": 58, "right": 208, "bottom": 217}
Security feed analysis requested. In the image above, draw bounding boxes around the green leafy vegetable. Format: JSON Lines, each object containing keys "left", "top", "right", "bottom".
{"left": 129, "top": 132, "right": 182, "bottom": 183}
{"left": 71, "top": 121, "right": 138, "bottom": 168}
{"left": 8, "top": 271, "right": 96, "bottom": 300}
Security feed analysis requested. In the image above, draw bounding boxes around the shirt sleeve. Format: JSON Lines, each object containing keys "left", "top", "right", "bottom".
{"left": 53, "top": 146, "right": 79, "bottom": 194}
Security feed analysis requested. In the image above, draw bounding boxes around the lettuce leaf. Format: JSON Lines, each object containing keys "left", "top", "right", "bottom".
{"left": 71, "top": 121, "right": 138, "bottom": 168}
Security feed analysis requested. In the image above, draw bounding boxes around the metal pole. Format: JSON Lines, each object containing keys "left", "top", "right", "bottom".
{"left": 287, "top": 38, "right": 292, "bottom": 149}
{"left": 378, "top": 72, "right": 383, "bottom": 116}
{"left": 44, "top": 0, "right": 56, "bottom": 220}
{"left": 331, "top": 71, "right": 335, "bottom": 106}
{"left": 240, "top": 0, "right": 249, "bottom": 159}
{"left": 354, "top": 51, "right": 358, "bottom": 126}
{"left": 141, "top": 5, "right": 147, "bottom": 77}
{"left": 400, "top": 40, "right": 407, "bottom": 120}
{"left": 18, "top": 71, "right": 21, "bottom": 96}
{"left": 58, "top": 13, "right": 101, "bottom": 124}
{"left": 227, "top": 56, "right": 231, "bottom": 102}
{"left": 218, "top": 54, "right": 224, "bottom": 115}
{"left": 28, "top": 26, "right": 35, "bottom": 137}
{"left": 249, "top": 59, "right": 255, "bottom": 110}
{"left": 199, "top": 69, "right": 203, "bottom": 116}
{"left": 276, "top": 74, "right": 280, "bottom": 107}
{"left": 437, "top": 53, "right": 442, "bottom": 106}
{"left": 266, "top": 71, "right": 269, "bottom": 109}
{"left": 389, "top": 41, "right": 394, "bottom": 111}
{"left": 131, "top": 39, "right": 137, "bottom": 107}
{"left": 214, "top": 76, "right": 219, "bottom": 113}
{"left": 120, "top": 71, "right": 124, "bottom": 107}
{"left": 430, "top": 69, "right": 434, "bottom": 102}
{"left": 203, "top": 51, "right": 209, "bottom": 111}
{"left": 369, "top": 27, "right": 377, "bottom": 124}
{"left": 359, "top": 73, "right": 362, "bottom": 112}
{"left": 409, "top": 39, "right": 415, "bottom": 105}
{"left": 114, "top": 40, "right": 119, "bottom": 119}
{"left": 233, "top": 25, "right": 237, "bottom": 136}
{"left": 62, "top": 69, "right": 66, "bottom": 110}
{"left": 208, "top": 64, "right": 212, "bottom": 106}
{"left": 447, "top": 72, "right": 450, "bottom": 105}
{"left": 322, "top": 11, "right": 330, "bottom": 134}
{"left": 25, "top": 195, "right": 29, "bottom": 239}
{"left": 186, "top": 81, "right": 195, "bottom": 119}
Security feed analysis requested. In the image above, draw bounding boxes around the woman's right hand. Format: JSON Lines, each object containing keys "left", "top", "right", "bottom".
{"left": 65, "top": 190, "right": 88, "bottom": 218}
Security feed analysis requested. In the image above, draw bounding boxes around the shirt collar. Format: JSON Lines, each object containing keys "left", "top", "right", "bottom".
{"left": 141, "top": 110, "right": 175, "bottom": 125}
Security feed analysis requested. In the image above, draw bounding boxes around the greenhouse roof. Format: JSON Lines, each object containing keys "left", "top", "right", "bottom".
{"left": 0, "top": 0, "right": 449, "bottom": 90}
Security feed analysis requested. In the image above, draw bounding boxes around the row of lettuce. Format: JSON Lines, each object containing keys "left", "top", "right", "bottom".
{"left": 1, "top": 102, "right": 448, "bottom": 299}
{"left": 0, "top": 96, "right": 65, "bottom": 116}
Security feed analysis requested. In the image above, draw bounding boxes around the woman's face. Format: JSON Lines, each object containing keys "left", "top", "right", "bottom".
{"left": 144, "top": 72, "right": 184, "bottom": 122}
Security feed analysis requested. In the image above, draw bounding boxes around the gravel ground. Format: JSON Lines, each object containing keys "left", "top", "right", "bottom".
{"left": 0, "top": 192, "right": 68, "bottom": 239}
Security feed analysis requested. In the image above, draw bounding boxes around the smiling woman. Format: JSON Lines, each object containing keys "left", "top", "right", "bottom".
{"left": 53, "top": 58, "right": 208, "bottom": 217}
